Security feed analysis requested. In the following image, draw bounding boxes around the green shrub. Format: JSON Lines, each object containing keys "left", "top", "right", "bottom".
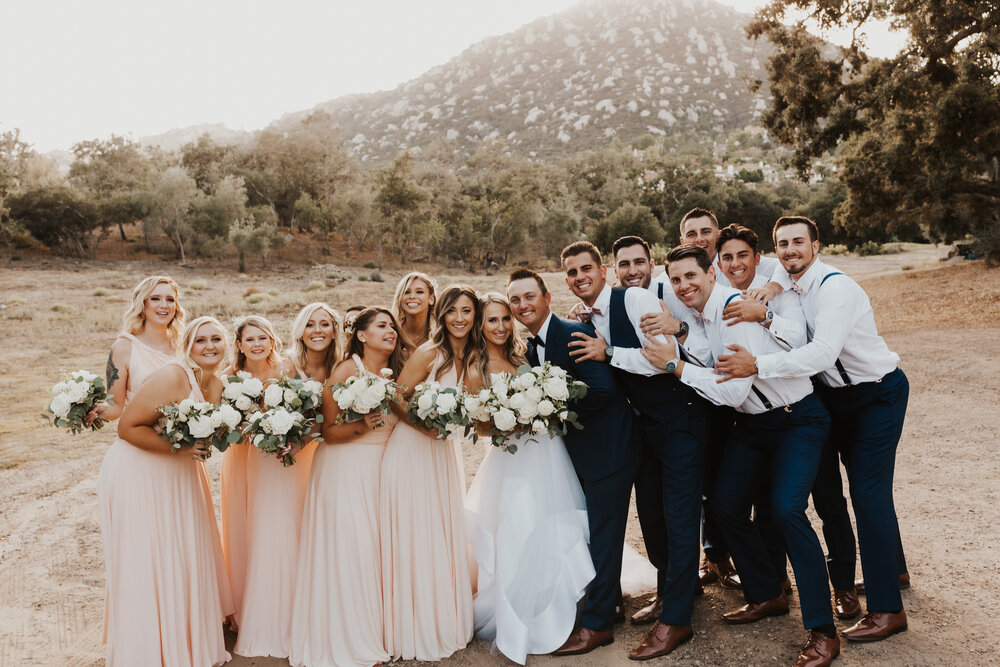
{"left": 856, "top": 241, "right": 884, "bottom": 256}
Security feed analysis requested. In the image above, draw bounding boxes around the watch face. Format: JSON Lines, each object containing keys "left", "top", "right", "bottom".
{"left": 665, "top": 360, "right": 677, "bottom": 372}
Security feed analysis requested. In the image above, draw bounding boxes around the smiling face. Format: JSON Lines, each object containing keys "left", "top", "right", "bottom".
{"left": 681, "top": 215, "right": 720, "bottom": 260}
{"left": 190, "top": 322, "right": 226, "bottom": 370}
{"left": 359, "top": 312, "right": 398, "bottom": 354}
{"left": 668, "top": 256, "right": 716, "bottom": 312}
{"left": 507, "top": 277, "right": 552, "bottom": 333}
{"left": 143, "top": 283, "right": 177, "bottom": 328}
{"left": 443, "top": 295, "right": 476, "bottom": 340}
{"left": 302, "top": 307, "right": 335, "bottom": 353}
{"left": 563, "top": 252, "right": 607, "bottom": 305}
{"left": 238, "top": 325, "right": 273, "bottom": 363}
{"left": 400, "top": 279, "right": 434, "bottom": 317}
{"left": 717, "top": 238, "right": 760, "bottom": 291}
{"left": 615, "top": 244, "right": 654, "bottom": 289}
{"left": 775, "top": 223, "right": 820, "bottom": 278}
{"left": 482, "top": 301, "right": 514, "bottom": 348}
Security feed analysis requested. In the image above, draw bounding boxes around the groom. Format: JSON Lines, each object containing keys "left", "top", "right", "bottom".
{"left": 507, "top": 268, "right": 641, "bottom": 655}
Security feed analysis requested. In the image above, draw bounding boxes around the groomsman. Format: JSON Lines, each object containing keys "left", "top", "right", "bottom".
{"left": 561, "top": 241, "right": 706, "bottom": 660}
{"left": 680, "top": 208, "right": 782, "bottom": 287}
{"left": 506, "top": 268, "right": 642, "bottom": 655}
{"left": 610, "top": 235, "right": 743, "bottom": 611}
{"left": 716, "top": 216, "right": 911, "bottom": 643}
{"left": 644, "top": 244, "right": 840, "bottom": 667}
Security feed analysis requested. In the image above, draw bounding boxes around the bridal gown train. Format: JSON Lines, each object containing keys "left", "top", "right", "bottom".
{"left": 465, "top": 427, "right": 596, "bottom": 665}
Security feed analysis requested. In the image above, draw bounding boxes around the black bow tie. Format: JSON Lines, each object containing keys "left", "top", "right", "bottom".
{"left": 529, "top": 334, "right": 545, "bottom": 348}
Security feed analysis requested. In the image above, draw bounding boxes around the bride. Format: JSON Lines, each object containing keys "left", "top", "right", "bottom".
{"left": 465, "top": 292, "right": 595, "bottom": 665}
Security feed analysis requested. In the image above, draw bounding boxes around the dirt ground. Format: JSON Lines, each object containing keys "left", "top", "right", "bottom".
{"left": 1, "top": 247, "right": 998, "bottom": 666}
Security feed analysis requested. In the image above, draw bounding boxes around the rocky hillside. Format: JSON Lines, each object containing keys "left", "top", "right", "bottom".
{"left": 281, "top": 0, "right": 770, "bottom": 163}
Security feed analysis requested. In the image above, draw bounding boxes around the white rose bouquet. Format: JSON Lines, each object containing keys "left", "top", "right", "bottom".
{"left": 157, "top": 398, "right": 218, "bottom": 456}
{"left": 464, "top": 375, "right": 525, "bottom": 452}
{"left": 406, "top": 381, "right": 469, "bottom": 440}
{"left": 42, "top": 370, "right": 113, "bottom": 434}
{"left": 331, "top": 367, "right": 399, "bottom": 423}
{"left": 243, "top": 376, "right": 324, "bottom": 466}
{"left": 221, "top": 370, "right": 264, "bottom": 417}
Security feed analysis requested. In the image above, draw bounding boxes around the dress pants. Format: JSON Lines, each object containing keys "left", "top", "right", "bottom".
{"left": 701, "top": 404, "right": 735, "bottom": 564}
{"left": 633, "top": 386, "right": 707, "bottom": 627}
{"left": 711, "top": 393, "right": 834, "bottom": 631}
{"left": 815, "top": 368, "right": 909, "bottom": 612}
{"left": 579, "top": 458, "right": 641, "bottom": 632}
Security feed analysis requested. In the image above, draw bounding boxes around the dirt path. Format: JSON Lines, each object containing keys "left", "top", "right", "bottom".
{"left": 1, "top": 256, "right": 997, "bottom": 666}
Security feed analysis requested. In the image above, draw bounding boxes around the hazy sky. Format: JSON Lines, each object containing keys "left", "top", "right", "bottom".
{"left": 1, "top": 0, "right": 906, "bottom": 152}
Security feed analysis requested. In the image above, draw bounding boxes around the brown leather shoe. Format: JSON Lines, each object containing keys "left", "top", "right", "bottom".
{"left": 628, "top": 622, "right": 693, "bottom": 661}
{"left": 698, "top": 557, "right": 719, "bottom": 586}
{"left": 630, "top": 595, "right": 662, "bottom": 625}
{"left": 841, "top": 610, "right": 908, "bottom": 642}
{"left": 833, "top": 588, "right": 861, "bottom": 619}
{"left": 714, "top": 558, "right": 742, "bottom": 589}
{"left": 722, "top": 594, "right": 789, "bottom": 624}
{"left": 793, "top": 631, "right": 840, "bottom": 667}
{"left": 854, "top": 572, "right": 910, "bottom": 595}
{"left": 552, "top": 627, "right": 614, "bottom": 655}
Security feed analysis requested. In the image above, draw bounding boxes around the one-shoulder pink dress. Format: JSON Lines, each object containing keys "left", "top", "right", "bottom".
{"left": 290, "top": 355, "right": 395, "bottom": 667}
{"left": 379, "top": 356, "right": 474, "bottom": 661}
{"left": 97, "top": 354, "right": 234, "bottom": 667}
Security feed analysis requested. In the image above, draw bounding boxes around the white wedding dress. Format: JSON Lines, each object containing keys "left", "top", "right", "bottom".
{"left": 466, "top": 426, "right": 595, "bottom": 665}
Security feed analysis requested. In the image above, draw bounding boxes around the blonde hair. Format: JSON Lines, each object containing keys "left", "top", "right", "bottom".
{"left": 181, "top": 316, "right": 227, "bottom": 379}
{"left": 290, "top": 303, "right": 341, "bottom": 379}
{"left": 232, "top": 315, "right": 283, "bottom": 371}
{"left": 478, "top": 292, "right": 526, "bottom": 379}
{"left": 392, "top": 272, "right": 437, "bottom": 352}
{"left": 121, "top": 276, "right": 185, "bottom": 350}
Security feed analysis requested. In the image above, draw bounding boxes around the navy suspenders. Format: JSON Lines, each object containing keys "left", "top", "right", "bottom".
{"left": 723, "top": 293, "right": 776, "bottom": 410}
{"left": 817, "top": 272, "right": 852, "bottom": 386}
{"left": 657, "top": 282, "right": 664, "bottom": 300}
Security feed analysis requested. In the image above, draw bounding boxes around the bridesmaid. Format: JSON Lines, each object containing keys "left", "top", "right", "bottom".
{"left": 87, "top": 275, "right": 184, "bottom": 427}
{"left": 220, "top": 316, "right": 284, "bottom": 633}
{"left": 285, "top": 302, "right": 341, "bottom": 382}
{"left": 391, "top": 271, "right": 437, "bottom": 355}
{"left": 290, "top": 307, "right": 405, "bottom": 667}
{"left": 97, "top": 316, "right": 234, "bottom": 667}
{"left": 380, "top": 285, "right": 481, "bottom": 661}
{"left": 232, "top": 315, "right": 315, "bottom": 658}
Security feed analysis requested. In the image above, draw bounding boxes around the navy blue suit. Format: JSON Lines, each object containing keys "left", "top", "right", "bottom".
{"left": 536, "top": 315, "right": 641, "bottom": 631}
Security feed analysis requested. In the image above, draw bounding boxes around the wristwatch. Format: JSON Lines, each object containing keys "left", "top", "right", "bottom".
{"left": 665, "top": 357, "right": 680, "bottom": 373}
{"left": 604, "top": 346, "right": 615, "bottom": 360}
{"left": 676, "top": 321, "right": 689, "bottom": 337}
{"left": 763, "top": 309, "right": 775, "bottom": 325}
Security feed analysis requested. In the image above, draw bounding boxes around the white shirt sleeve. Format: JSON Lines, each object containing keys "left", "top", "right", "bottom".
{"left": 609, "top": 288, "right": 674, "bottom": 377}
{"left": 679, "top": 320, "right": 758, "bottom": 407}
{"left": 765, "top": 291, "right": 807, "bottom": 350}
{"left": 756, "top": 279, "right": 859, "bottom": 379}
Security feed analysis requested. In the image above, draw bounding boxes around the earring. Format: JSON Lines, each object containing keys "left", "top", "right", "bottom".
{"left": 359, "top": 336, "right": 366, "bottom": 343}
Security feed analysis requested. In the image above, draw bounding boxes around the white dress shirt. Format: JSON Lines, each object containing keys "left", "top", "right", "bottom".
{"left": 714, "top": 255, "right": 782, "bottom": 288}
{"left": 532, "top": 312, "right": 553, "bottom": 364}
{"left": 756, "top": 259, "right": 900, "bottom": 387}
{"left": 589, "top": 284, "right": 673, "bottom": 377}
{"left": 650, "top": 271, "right": 712, "bottom": 365}
{"left": 680, "top": 284, "right": 814, "bottom": 414}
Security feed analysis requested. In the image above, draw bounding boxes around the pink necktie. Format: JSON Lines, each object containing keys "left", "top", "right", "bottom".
{"left": 790, "top": 282, "right": 804, "bottom": 295}
{"left": 578, "top": 305, "right": 602, "bottom": 324}
{"left": 693, "top": 311, "right": 707, "bottom": 325}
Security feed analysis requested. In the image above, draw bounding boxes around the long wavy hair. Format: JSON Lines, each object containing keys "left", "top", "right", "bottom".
{"left": 478, "top": 292, "right": 526, "bottom": 379}
{"left": 342, "top": 307, "right": 406, "bottom": 379}
{"left": 289, "top": 302, "right": 340, "bottom": 379}
{"left": 391, "top": 272, "right": 438, "bottom": 352}
{"left": 231, "top": 315, "right": 283, "bottom": 371}
{"left": 120, "top": 275, "right": 185, "bottom": 350}
{"left": 432, "top": 285, "right": 485, "bottom": 383}
{"left": 181, "top": 316, "right": 227, "bottom": 381}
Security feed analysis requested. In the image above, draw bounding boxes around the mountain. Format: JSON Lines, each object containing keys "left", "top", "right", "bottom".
{"left": 137, "top": 123, "right": 253, "bottom": 153}
{"left": 281, "top": 0, "right": 771, "bottom": 163}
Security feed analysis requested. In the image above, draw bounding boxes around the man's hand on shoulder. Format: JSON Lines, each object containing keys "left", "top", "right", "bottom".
{"left": 723, "top": 299, "right": 767, "bottom": 326}
{"left": 569, "top": 330, "right": 609, "bottom": 363}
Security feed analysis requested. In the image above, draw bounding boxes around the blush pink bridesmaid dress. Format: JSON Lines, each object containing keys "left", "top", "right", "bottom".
{"left": 97, "top": 352, "right": 234, "bottom": 667}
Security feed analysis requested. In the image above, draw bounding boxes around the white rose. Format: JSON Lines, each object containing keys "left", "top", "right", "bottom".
{"left": 478, "top": 389, "right": 491, "bottom": 402}
{"left": 537, "top": 399, "right": 555, "bottom": 417}
{"left": 179, "top": 398, "right": 195, "bottom": 412}
{"left": 436, "top": 392, "right": 457, "bottom": 415}
{"left": 532, "top": 419, "right": 546, "bottom": 433}
{"left": 542, "top": 377, "right": 570, "bottom": 401}
{"left": 507, "top": 392, "right": 526, "bottom": 411}
{"left": 166, "top": 418, "right": 175, "bottom": 433}
{"left": 380, "top": 368, "right": 393, "bottom": 378}
{"left": 463, "top": 396, "right": 480, "bottom": 413}
{"left": 416, "top": 392, "right": 434, "bottom": 414}
{"left": 188, "top": 415, "right": 215, "bottom": 439}
{"left": 558, "top": 410, "right": 569, "bottom": 421}
{"left": 52, "top": 381, "right": 69, "bottom": 395}
{"left": 235, "top": 394, "right": 253, "bottom": 412}
{"left": 253, "top": 433, "right": 264, "bottom": 445}
{"left": 491, "top": 376, "right": 509, "bottom": 398}
{"left": 362, "top": 384, "right": 384, "bottom": 407}
{"left": 263, "top": 383, "right": 284, "bottom": 408}
{"left": 525, "top": 386, "right": 543, "bottom": 403}
{"left": 236, "top": 370, "right": 252, "bottom": 379}
{"left": 283, "top": 388, "right": 298, "bottom": 404}
{"left": 222, "top": 381, "right": 243, "bottom": 400}
{"left": 548, "top": 366, "right": 568, "bottom": 377}
{"left": 217, "top": 404, "right": 242, "bottom": 430}
{"left": 492, "top": 407, "right": 517, "bottom": 432}
{"left": 517, "top": 372, "right": 537, "bottom": 389}
{"left": 50, "top": 393, "right": 72, "bottom": 418}
{"left": 210, "top": 410, "right": 224, "bottom": 429}
{"left": 242, "top": 377, "right": 264, "bottom": 397}
{"left": 267, "top": 408, "right": 295, "bottom": 436}
{"left": 517, "top": 401, "right": 538, "bottom": 421}
{"left": 65, "top": 382, "right": 89, "bottom": 404}
{"left": 303, "top": 380, "right": 324, "bottom": 397}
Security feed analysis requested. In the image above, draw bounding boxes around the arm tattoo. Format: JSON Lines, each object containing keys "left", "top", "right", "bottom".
{"left": 106, "top": 350, "right": 120, "bottom": 389}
